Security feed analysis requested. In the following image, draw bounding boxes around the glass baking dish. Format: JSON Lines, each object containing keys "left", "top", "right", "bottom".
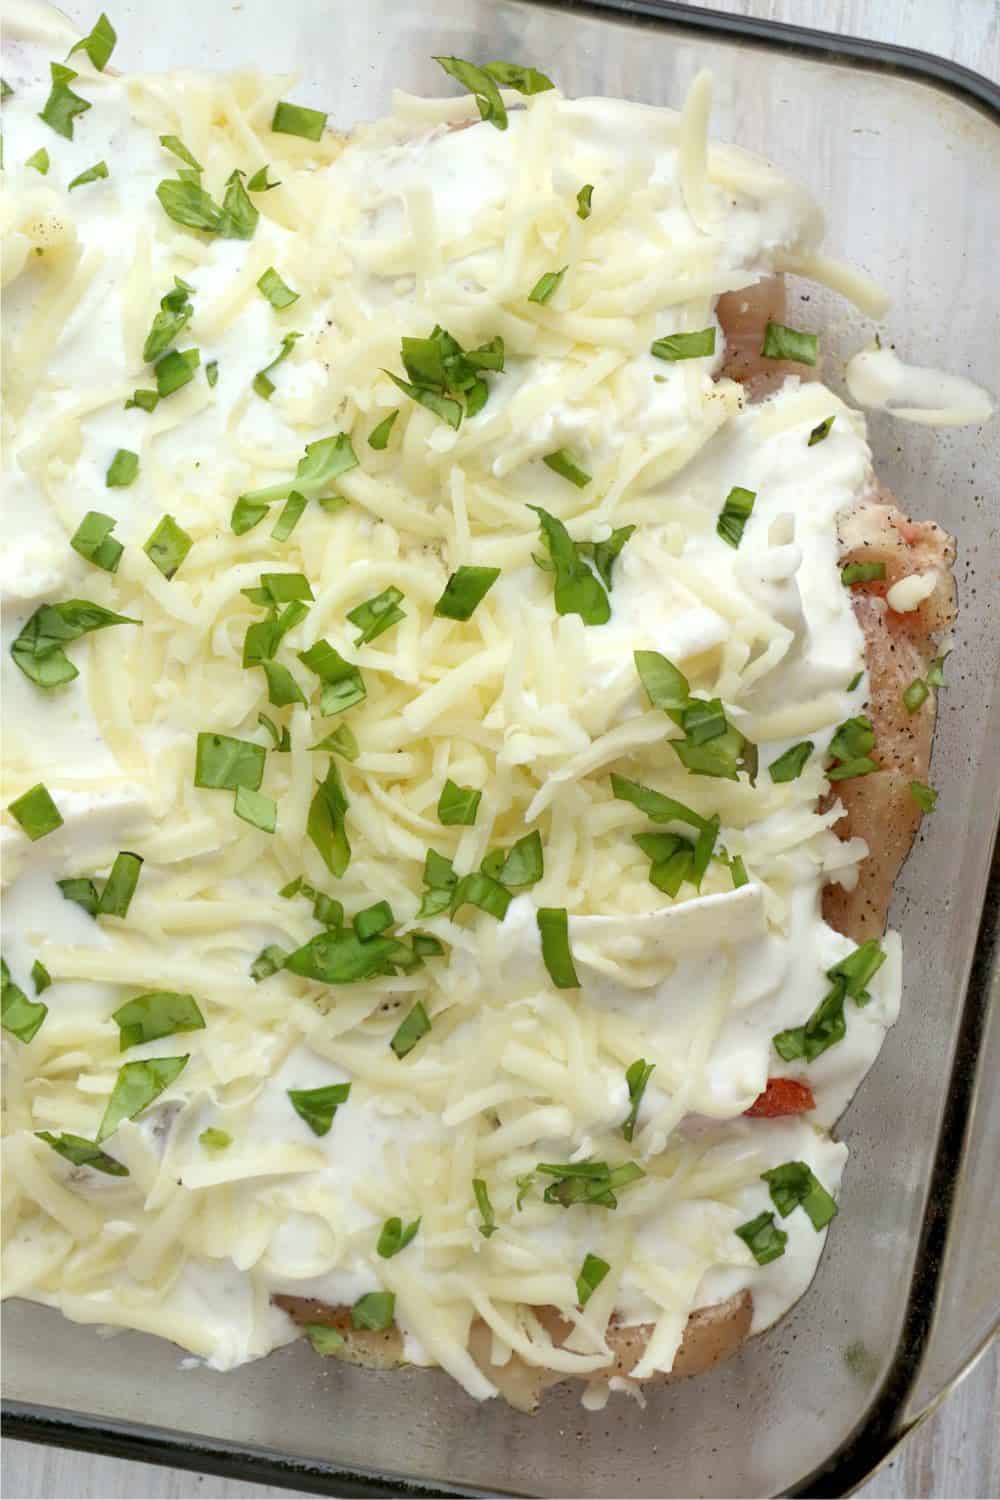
{"left": 3, "top": 2, "right": 998, "bottom": 1495}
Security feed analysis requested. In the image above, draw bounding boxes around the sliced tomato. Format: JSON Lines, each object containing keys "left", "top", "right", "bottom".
{"left": 745, "top": 1077, "right": 815, "bottom": 1118}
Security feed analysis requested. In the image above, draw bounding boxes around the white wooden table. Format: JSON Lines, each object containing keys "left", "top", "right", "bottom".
{"left": 5, "top": 1, "right": 998, "bottom": 1496}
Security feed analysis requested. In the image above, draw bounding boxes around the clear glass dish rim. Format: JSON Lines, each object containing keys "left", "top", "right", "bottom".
{"left": 3, "top": 3, "right": 998, "bottom": 1495}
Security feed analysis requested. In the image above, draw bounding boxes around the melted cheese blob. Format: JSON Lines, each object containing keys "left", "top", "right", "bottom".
{"left": 1, "top": 32, "right": 906, "bottom": 1396}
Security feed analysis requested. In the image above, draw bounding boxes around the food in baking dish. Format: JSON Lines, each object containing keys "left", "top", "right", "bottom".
{"left": 2, "top": 18, "right": 990, "bottom": 1407}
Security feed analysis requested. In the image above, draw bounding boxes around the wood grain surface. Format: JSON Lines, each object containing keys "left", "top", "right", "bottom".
{"left": 3, "top": 0, "right": 997, "bottom": 1496}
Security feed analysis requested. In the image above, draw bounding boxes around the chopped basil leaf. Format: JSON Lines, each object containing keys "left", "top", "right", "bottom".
{"left": 761, "top": 321, "right": 818, "bottom": 366}
{"left": 347, "top": 586, "right": 405, "bottom": 646}
{"left": 437, "top": 779, "right": 481, "bottom": 826}
{"left": 716, "top": 485, "right": 756, "bottom": 548}
{"left": 71, "top": 511, "right": 122, "bottom": 573}
{"left": 244, "top": 601, "right": 309, "bottom": 666}
{"left": 234, "top": 785, "right": 277, "bottom": 833}
{"left": 827, "top": 715, "right": 878, "bottom": 781}
{"left": 159, "top": 134, "right": 202, "bottom": 171}
{"left": 11, "top": 600, "right": 139, "bottom": 689}
{"left": 67, "top": 159, "right": 108, "bottom": 191}
{"left": 926, "top": 653, "right": 948, "bottom": 688}
{"left": 144, "top": 514, "right": 192, "bottom": 579}
{"left": 385, "top": 370, "right": 463, "bottom": 429}
{"left": 390, "top": 1000, "right": 431, "bottom": 1058}
{"left": 351, "top": 1291, "right": 395, "bottom": 1331}
{"left": 610, "top": 772, "right": 709, "bottom": 832}
{"left": 67, "top": 12, "right": 117, "bottom": 70}
{"left": 205, "top": 359, "right": 219, "bottom": 388}
{"left": 682, "top": 697, "right": 727, "bottom": 745}
{"left": 285, "top": 928, "right": 411, "bottom": 984}
{"left": 584, "top": 524, "right": 635, "bottom": 592}
{"left": 287, "top": 1081, "right": 351, "bottom": 1136}
{"left": 633, "top": 650, "right": 690, "bottom": 719}
{"left": 432, "top": 56, "right": 507, "bottom": 130}
{"left": 353, "top": 901, "right": 394, "bottom": 942}
{"left": 142, "top": 276, "right": 194, "bottom": 363}
{"left": 97, "top": 1055, "right": 189, "bottom": 1140}
{"left": 58, "top": 876, "right": 100, "bottom": 915}
{"left": 735, "top": 1210, "right": 787, "bottom": 1265}
{"left": 450, "top": 871, "right": 511, "bottom": 923}
{"left": 482, "top": 61, "right": 555, "bottom": 93}
{"left": 530, "top": 506, "right": 610, "bottom": 625}
{"left": 305, "top": 1323, "right": 345, "bottom": 1355}
{"left": 536, "top": 1159, "right": 644, "bottom": 1210}
{"left": 307, "top": 760, "right": 350, "bottom": 876}
{"left": 650, "top": 328, "right": 715, "bottom": 361}
{"left": 433, "top": 565, "right": 500, "bottom": 621}
{"left": 515, "top": 1173, "right": 536, "bottom": 1209}
{"left": 537, "top": 907, "right": 579, "bottom": 988}
{"left": 259, "top": 661, "right": 306, "bottom": 709}
{"left": 576, "top": 1252, "right": 610, "bottom": 1307}
{"left": 247, "top": 572, "right": 314, "bottom": 605}
{"left": 112, "top": 990, "right": 204, "bottom": 1051}
{"left": 313, "top": 892, "right": 344, "bottom": 929}
{"left": 251, "top": 944, "right": 288, "bottom": 981}
{"left": 828, "top": 940, "right": 886, "bottom": 1004}
{"left": 543, "top": 448, "right": 591, "bottom": 488}
{"left": 156, "top": 177, "right": 223, "bottom": 232}
{"left": 155, "top": 347, "right": 199, "bottom": 397}
{"left": 239, "top": 433, "right": 358, "bottom": 511}
{"left": 31, "top": 960, "right": 52, "bottom": 995}
{"left": 26, "top": 147, "right": 50, "bottom": 173}
{"left": 194, "top": 733, "right": 265, "bottom": 791}
{"left": 841, "top": 559, "right": 886, "bottom": 585}
{"left": 368, "top": 410, "right": 399, "bottom": 450}
{"left": 231, "top": 497, "right": 268, "bottom": 534}
{"left": 768, "top": 741, "right": 814, "bottom": 783}
{"left": 809, "top": 415, "right": 835, "bottom": 446}
{"left": 125, "top": 388, "right": 159, "bottom": 413}
{"left": 762, "top": 1160, "right": 838, "bottom": 1230}
{"left": 2, "top": 958, "right": 48, "bottom": 1042}
{"left": 416, "top": 848, "right": 457, "bottom": 919}
{"left": 253, "top": 329, "right": 301, "bottom": 399}
{"left": 257, "top": 266, "right": 299, "bottom": 309}
{"left": 643, "top": 839, "right": 693, "bottom": 897}
{"left": 910, "top": 780, "right": 938, "bottom": 813}
{"left": 271, "top": 100, "right": 327, "bottom": 141}
{"left": 473, "top": 1177, "right": 498, "bottom": 1237}
{"left": 827, "top": 756, "right": 879, "bottom": 782}
{"left": 37, "top": 1131, "right": 127, "bottom": 1176}
{"left": 902, "top": 678, "right": 929, "bottom": 713}
{"left": 621, "top": 1058, "right": 654, "bottom": 1142}
{"left": 96, "top": 851, "right": 143, "bottom": 918}
{"left": 258, "top": 714, "right": 290, "bottom": 752}
{"left": 528, "top": 266, "right": 567, "bottom": 304}
{"left": 377, "top": 1215, "right": 421, "bottom": 1258}
{"left": 218, "top": 169, "right": 258, "bottom": 239}
{"left": 39, "top": 63, "right": 91, "bottom": 139}
{"left": 247, "top": 164, "right": 279, "bottom": 192}
{"left": 105, "top": 448, "right": 138, "bottom": 487}
{"left": 8, "top": 783, "right": 63, "bottom": 841}
{"left": 298, "top": 640, "right": 366, "bottom": 715}
{"left": 773, "top": 983, "right": 846, "bottom": 1063}
{"left": 847, "top": 669, "right": 864, "bottom": 692}
{"left": 268, "top": 490, "right": 306, "bottom": 543}
{"left": 576, "top": 183, "right": 594, "bottom": 219}
{"left": 200, "top": 1128, "right": 231, "bottom": 1149}
{"left": 499, "top": 830, "right": 543, "bottom": 888}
